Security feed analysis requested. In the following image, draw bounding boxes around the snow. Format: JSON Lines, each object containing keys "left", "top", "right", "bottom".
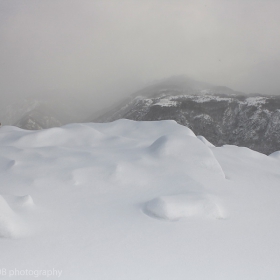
{"left": 269, "top": 151, "right": 280, "bottom": 160}
{"left": 197, "top": 135, "right": 215, "bottom": 147}
{"left": 200, "top": 89, "right": 212, "bottom": 94}
{"left": 153, "top": 98, "right": 177, "bottom": 107}
{"left": 193, "top": 114, "right": 212, "bottom": 121}
{"left": 0, "top": 119, "right": 280, "bottom": 279}
{"left": 191, "top": 95, "right": 231, "bottom": 103}
{"left": 144, "top": 193, "right": 226, "bottom": 220}
{"left": 245, "top": 96, "right": 267, "bottom": 106}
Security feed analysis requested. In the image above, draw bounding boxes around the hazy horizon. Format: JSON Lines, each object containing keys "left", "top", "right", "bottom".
{"left": 1, "top": 0, "right": 280, "bottom": 112}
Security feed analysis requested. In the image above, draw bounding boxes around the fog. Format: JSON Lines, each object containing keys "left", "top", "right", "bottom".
{"left": 1, "top": 0, "right": 280, "bottom": 114}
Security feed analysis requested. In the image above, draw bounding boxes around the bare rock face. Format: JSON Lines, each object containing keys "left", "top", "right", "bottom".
{"left": 94, "top": 76, "right": 280, "bottom": 154}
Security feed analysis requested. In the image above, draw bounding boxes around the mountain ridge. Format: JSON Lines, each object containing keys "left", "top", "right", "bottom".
{"left": 93, "top": 76, "right": 280, "bottom": 154}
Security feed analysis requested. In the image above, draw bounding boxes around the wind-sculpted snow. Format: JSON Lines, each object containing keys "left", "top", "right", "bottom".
{"left": 148, "top": 134, "right": 225, "bottom": 180}
{"left": 144, "top": 193, "right": 226, "bottom": 220}
{"left": 197, "top": 135, "right": 215, "bottom": 147}
{"left": 0, "top": 195, "right": 20, "bottom": 238}
{"left": 0, "top": 120, "right": 196, "bottom": 148}
{"left": 269, "top": 151, "right": 280, "bottom": 160}
{"left": 0, "top": 194, "right": 33, "bottom": 238}
{"left": 0, "top": 119, "right": 280, "bottom": 279}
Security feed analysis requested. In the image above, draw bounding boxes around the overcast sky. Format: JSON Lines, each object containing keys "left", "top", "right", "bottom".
{"left": 1, "top": 0, "right": 280, "bottom": 109}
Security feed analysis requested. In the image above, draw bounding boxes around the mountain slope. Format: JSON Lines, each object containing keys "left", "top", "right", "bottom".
{"left": 94, "top": 76, "right": 280, "bottom": 154}
{"left": 0, "top": 95, "right": 92, "bottom": 130}
{"left": 14, "top": 104, "right": 63, "bottom": 130}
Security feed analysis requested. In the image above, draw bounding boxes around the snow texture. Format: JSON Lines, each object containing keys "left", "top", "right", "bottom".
{"left": 269, "top": 151, "right": 280, "bottom": 160}
{"left": 144, "top": 193, "right": 226, "bottom": 220}
{"left": 0, "top": 119, "right": 280, "bottom": 279}
{"left": 197, "top": 135, "right": 215, "bottom": 147}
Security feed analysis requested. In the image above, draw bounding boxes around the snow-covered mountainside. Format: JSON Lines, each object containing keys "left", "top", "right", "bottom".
{"left": 0, "top": 95, "right": 91, "bottom": 130}
{"left": 94, "top": 76, "right": 280, "bottom": 154}
{"left": 0, "top": 120, "right": 280, "bottom": 279}
{"left": 14, "top": 103, "right": 63, "bottom": 130}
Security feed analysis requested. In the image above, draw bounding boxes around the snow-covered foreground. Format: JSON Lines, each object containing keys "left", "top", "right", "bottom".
{"left": 0, "top": 120, "right": 280, "bottom": 279}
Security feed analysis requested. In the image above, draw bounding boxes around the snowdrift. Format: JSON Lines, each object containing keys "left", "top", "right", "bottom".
{"left": 144, "top": 193, "right": 226, "bottom": 220}
{"left": 0, "top": 119, "right": 280, "bottom": 280}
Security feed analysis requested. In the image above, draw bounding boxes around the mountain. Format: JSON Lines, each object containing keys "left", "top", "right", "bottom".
{"left": 14, "top": 103, "right": 63, "bottom": 130}
{"left": 93, "top": 76, "right": 280, "bottom": 154}
{"left": 0, "top": 95, "right": 92, "bottom": 130}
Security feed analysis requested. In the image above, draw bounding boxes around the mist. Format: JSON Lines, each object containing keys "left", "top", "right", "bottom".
{"left": 1, "top": 0, "right": 280, "bottom": 116}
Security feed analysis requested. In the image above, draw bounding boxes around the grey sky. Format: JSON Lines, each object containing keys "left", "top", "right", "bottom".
{"left": 1, "top": 0, "right": 280, "bottom": 110}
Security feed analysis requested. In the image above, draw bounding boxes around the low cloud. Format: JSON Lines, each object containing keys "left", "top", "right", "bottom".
{"left": 1, "top": 0, "right": 280, "bottom": 111}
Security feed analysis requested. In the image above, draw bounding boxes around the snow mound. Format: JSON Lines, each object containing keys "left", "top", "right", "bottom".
{"left": 149, "top": 134, "right": 194, "bottom": 157}
{"left": 197, "top": 135, "right": 215, "bottom": 147}
{"left": 13, "top": 125, "right": 105, "bottom": 148}
{"left": 2, "top": 120, "right": 280, "bottom": 278}
{"left": 269, "top": 151, "right": 280, "bottom": 160}
{"left": 5, "top": 194, "right": 34, "bottom": 210}
{"left": 144, "top": 194, "right": 226, "bottom": 221}
{"left": 0, "top": 157, "right": 16, "bottom": 171}
{"left": 91, "top": 119, "right": 196, "bottom": 140}
{"left": 1, "top": 119, "right": 197, "bottom": 148}
{"left": 148, "top": 134, "right": 225, "bottom": 179}
{"left": 0, "top": 195, "right": 25, "bottom": 238}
